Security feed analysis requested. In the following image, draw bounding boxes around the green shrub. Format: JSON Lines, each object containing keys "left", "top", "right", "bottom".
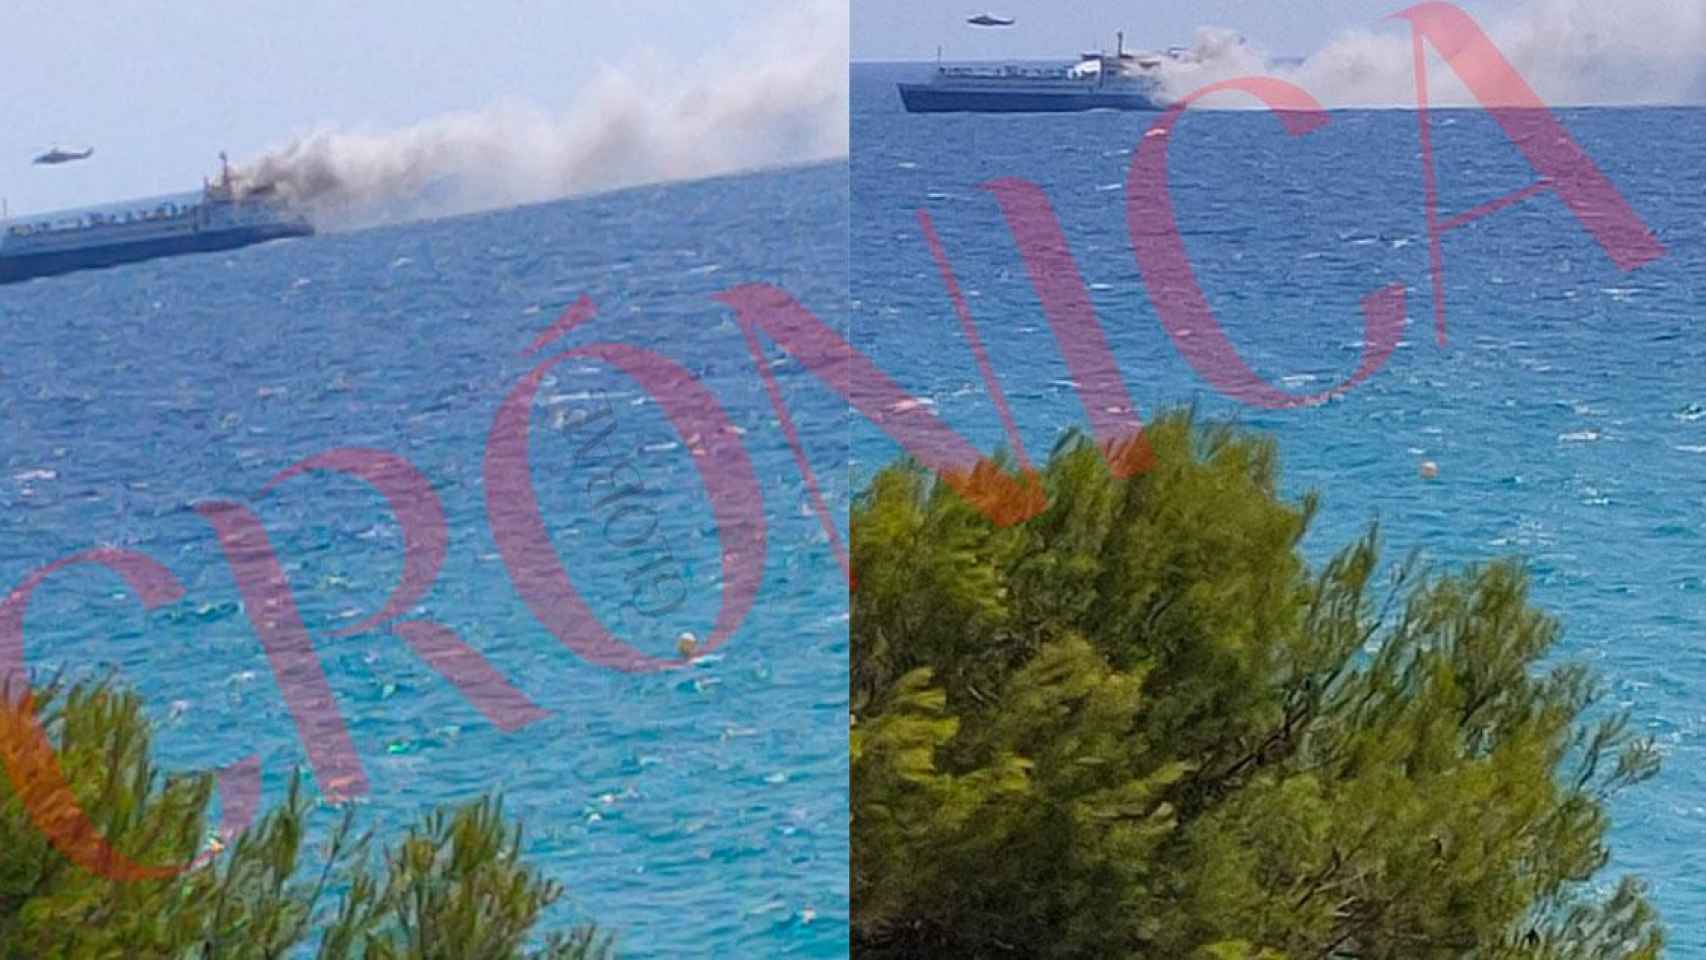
{"left": 852, "top": 411, "right": 1662, "bottom": 959}
{"left": 0, "top": 680, "right": 612, "bottom": 959}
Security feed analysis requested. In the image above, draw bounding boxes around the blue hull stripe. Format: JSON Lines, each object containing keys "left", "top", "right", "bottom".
{"left": 898, "top": 83, "right": 1160, "bottom": 113}
{"left": 0, "top": 224, "right": 311, "bottom": 285}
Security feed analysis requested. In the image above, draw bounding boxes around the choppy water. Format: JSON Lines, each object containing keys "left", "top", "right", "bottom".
{"left": 855, "top": 62, "right": 1706, "bottom": 952}
{"left": 0, "top": 162, "right": 849, "bottom": 957}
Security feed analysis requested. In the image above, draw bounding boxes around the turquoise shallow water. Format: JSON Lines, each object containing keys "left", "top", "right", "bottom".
{"left": 855, "top": 63, "right": 1706, "bottom": 952}
{"left": 0, "top": 162, "right": 850, "bottom": 956}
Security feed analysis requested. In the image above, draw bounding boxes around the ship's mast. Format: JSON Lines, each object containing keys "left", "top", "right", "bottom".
{"left": 1099, "top": 31, "right": 1125, "bottom": 87}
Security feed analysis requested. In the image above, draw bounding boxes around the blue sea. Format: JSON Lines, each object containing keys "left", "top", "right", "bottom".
{"left": 0, "top": 162, "right": 850, "bottom": 957}
{"left": 855, "top": 62, "right": 1706, "bottom": 951}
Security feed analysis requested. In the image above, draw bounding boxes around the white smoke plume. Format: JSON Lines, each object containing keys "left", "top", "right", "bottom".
{"left": 232, "top": 0, "right": 847, "bottom": 227}
{"left": 1157, "top": 0, "right": 1706, "bottom": 109}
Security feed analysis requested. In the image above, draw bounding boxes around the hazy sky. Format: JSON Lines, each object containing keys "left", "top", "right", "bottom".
{"left": 855, "top": 0, "right": 1706, "bottom": 109}
{"left": 3, "top": 0, "right": 817, "bottom": 217}
{"left": 854, "top": 0, "right": 1500, "bottom": 61}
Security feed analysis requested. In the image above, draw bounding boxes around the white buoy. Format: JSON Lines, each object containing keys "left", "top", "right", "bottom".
{"left": 1420, "top": 460, "right": 1440, "bottom": 480}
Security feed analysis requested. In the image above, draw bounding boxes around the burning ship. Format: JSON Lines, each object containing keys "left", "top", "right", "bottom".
{"left": 0, "top": 154, "right": 313, "bottom": 285}
{"left": 898, "top": 32, "right": 1187, "bottom": 113}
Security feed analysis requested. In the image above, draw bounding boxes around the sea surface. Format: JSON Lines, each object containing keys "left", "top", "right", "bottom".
{"left": 0, "top": 162, "right": 850, "bottom": 957}
{"left": 855, "top": 62, "right": 1706, "bottom": 952}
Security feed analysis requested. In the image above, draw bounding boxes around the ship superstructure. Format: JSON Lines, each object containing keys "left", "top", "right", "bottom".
{"left": 898, "top": 32, "right": 1186, "bottom": 113}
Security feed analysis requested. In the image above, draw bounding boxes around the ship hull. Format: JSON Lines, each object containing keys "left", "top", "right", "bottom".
{"left": 0, "top": 222, "right": 312, "bottom": 286}
{"left": 898, "top": 82, "right": 1160, "bottom": 113}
